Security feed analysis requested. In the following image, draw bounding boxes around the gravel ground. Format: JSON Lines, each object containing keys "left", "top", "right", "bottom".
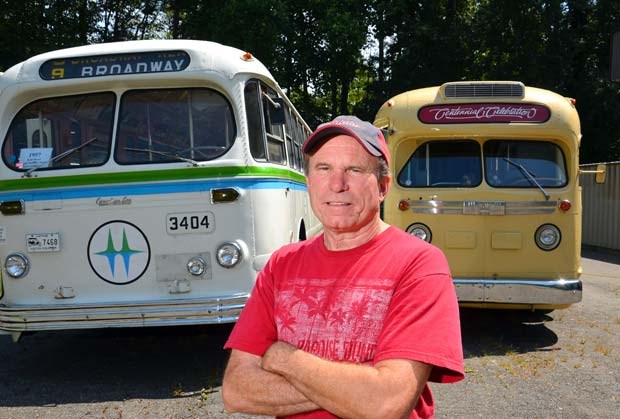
{"left": 0, "top": 247, "right": 618, "bottom": 419}
{"left": 433, "top": 247, "right": 620, "bottom": 419}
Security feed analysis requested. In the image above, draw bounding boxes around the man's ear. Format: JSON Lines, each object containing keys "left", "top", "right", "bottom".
{"left": 379, "top": 176, "right": 392, "bottom": 199}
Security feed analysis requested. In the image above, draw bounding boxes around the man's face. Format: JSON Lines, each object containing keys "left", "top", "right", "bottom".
{"left": 306, "top": 135, "right": 389, "bottom": 234}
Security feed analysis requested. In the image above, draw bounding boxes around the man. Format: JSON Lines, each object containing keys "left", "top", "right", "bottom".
{"left": 223, "top": 115, "right": 464, "bottom": 418}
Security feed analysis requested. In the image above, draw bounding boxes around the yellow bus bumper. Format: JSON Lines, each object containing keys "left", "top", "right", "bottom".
{"left": 454, "top": 278, "right": 582, "bottom": 309}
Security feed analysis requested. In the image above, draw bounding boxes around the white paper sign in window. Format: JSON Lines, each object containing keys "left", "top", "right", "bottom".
{"left": 18, "top": 148, "right": 53, "bottom": 169}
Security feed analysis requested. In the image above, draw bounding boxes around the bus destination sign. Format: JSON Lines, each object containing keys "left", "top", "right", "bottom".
{"left": 39, "top": 50, "right": 191, "bottom": 80}
{"left": 418, "top": 103, "right": 551, "bottom": 124}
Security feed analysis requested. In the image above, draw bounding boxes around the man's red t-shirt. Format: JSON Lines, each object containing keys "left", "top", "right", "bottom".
{"left": 225, "top": 226, "right": 464, "bottom": 418}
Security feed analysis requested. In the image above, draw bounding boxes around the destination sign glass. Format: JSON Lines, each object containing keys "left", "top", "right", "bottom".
{"left": 418, "top": 103, "right": 551, "bottom": 124}
{"left": 39, "top": 50, "right": 191, "bottom": 80}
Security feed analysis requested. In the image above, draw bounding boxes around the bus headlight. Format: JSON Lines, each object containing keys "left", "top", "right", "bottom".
{"left": 5, "top": 253, "right": 30, "bottom": 278}
{"left": 216, "top": 242, "right": 242, "bottom": 268}
{"left": 406, "top": 223, "right": 432, "bottom": 243}
{"left": 535, "top": 224, "right": 561, "bottom": 251}
{"left": 186, "top": 256, "right": 207, "bottom": 276}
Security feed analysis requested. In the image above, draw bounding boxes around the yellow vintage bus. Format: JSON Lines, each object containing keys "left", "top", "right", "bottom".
{"left": 374, "top": 81, "right": 582, "bottom": 310}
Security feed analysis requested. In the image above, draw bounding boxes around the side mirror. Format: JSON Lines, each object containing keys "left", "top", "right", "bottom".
{"left": 595, "top": 164, "right": 607, "bottom": 184}
{"left": 269, "top": 97, "right": 286, "bottom": 125}
{"left": 579, "top": 163, "right": 607, "bottom": 184}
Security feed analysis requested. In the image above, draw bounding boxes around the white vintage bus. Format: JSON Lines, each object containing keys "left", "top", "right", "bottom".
{"left": 0, "top": 40, "right": 321, "bottom": 342}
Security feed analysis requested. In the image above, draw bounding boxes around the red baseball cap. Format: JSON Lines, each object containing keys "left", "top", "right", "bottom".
{"left": 302, "top": 115, "right": 390, "bottom": 166}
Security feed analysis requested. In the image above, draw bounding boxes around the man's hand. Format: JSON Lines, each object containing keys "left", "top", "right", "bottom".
{"left": 222, "top": 349, "right": 319, "bottom": 416}
{"left": 261, "top": 340, "right": 297, "bottom": 374}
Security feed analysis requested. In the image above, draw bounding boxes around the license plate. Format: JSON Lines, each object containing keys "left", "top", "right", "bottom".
{"left": 463, "top": 200, "right": 506, "bottom": 215}
{"left": 26, "top": 232, "right": 61, "bottom": 252}
{"left": 166, "top": 212, "right": 215, "bottom": 234}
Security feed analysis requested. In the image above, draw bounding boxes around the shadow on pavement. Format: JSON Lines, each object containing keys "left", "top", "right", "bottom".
{"left": 581, "top": 245, "right": 620, "bottom": 265}
{"left": 459, "top": 308, "right": 558, "bottom": 358}
{"left": 0, "top": 324, "right": 235, "bottom": 407}
{"left": 1, "top": 308, "right": 562, "bottom": 406}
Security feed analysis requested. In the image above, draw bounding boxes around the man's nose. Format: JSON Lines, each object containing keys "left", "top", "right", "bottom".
{"left": 328, "top": 170, "right": 348, "bottom": 192}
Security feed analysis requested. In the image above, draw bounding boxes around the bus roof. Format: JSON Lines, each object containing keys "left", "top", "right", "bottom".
{"left": 0, "top": 39, "right": 275, "bottom": 86}
{"left": 374, "top": 81, "right": 581, "bottom": 144}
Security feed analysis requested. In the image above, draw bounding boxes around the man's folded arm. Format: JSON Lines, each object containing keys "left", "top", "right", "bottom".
{"left": 222, "top": 348, "right": 320, "bottom": 416}
{"left": 262, "top": 341, "right": 433, "bottom": 419}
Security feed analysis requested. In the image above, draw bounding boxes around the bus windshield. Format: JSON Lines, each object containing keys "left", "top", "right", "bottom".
{"left": 397, "top": 139, "right": 567, "bottom": 188}
{"left": 2, "top": 93, "right": 115, "bottom": 171}
{"left": 484, "top": 140, "right": 567, "bottom": 187}
{"left": 397, "top": 140, "right": 482, "bottom": 187}
{"left": 116, "top": 88, "right": 235, "bottom": 164}
{"left": 1, "top": 88, "right": 236, "bottom": 172}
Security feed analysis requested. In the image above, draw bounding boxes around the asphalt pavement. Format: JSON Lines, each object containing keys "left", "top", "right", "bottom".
{"left": 0, "top": 247, "right": 618, "bottom": 419}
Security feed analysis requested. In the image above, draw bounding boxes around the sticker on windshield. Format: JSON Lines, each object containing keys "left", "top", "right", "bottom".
{"left": 18, "top": 148, "right": 53, "bottom": 169}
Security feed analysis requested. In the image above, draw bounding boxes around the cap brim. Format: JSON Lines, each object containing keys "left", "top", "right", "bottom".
{"left": 302, "top": 125, "right": 382, "bottom": 157}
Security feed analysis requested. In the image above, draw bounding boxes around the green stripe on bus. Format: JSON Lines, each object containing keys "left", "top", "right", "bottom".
{"left": 0, "top": 166, "right": 307, "bottom": 191}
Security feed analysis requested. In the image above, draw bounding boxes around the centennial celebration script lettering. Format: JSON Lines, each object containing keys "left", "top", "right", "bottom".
{"left": 429, "top": 105, "right": 539, "bottom": 121}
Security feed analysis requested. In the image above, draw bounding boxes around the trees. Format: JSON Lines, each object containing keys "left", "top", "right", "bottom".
{"left": 177, "top": 0, "right": 370, "bottom": 125}
{"left": 93, "top": 0, "right": 167, "bottom": 42}
{"left": 0, "top": 0, "right": 618, "bottom": 161}
{"left": 0, "top": 1, "right": 95, "bottom": 69}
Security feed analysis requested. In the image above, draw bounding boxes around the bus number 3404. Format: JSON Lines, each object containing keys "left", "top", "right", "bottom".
{"left": 166, "top": 212, "right": 215, "bottom": 234}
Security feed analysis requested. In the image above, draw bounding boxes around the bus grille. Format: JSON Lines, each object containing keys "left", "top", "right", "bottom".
{"left": 444, "top": 82, "right": 524, "bottom": 98}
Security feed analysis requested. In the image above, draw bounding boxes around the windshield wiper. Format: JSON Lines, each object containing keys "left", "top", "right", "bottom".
{"left": 23, "top": 137, "right": 98, "bottom": 178}
{"left": 503, "top": 157, "right": 550, "bottom": 200}
{"left": 124, "top": 147, "right": 201, "bottom": 166}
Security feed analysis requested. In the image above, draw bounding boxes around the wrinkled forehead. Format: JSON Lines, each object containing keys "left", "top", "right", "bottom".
{"left": 307, "top": 135, "right": 380, "bottom": 167}
{"left": 308, "top": 133, "right": 376, "bottom": 159}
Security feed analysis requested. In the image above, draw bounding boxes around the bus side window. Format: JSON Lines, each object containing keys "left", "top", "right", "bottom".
{"left": 285, "top": 105, "right": 295, "bottom": 169}
{"left": 244, "top": 79, "right": 286, "bottom": 165}
{"left": 261, "top": 84, "right": 286, "bottom": 165}
{"left": 295, "top": 118, "right": 305, "bottom": 170}
{"left": 245, "top": 80, "right": 266, "bottom": 160}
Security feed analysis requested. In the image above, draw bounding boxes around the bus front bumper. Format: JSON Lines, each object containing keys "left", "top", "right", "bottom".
{"left": 0, "top": 293, "right": 249, "bottom": 333}
{"left": 454, "top": 278, "right": 582, "bottom": 307}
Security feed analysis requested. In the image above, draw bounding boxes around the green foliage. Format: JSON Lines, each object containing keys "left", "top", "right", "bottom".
{"left": 0, "top": 0, "right": 619, "bottom": 160}
{"left": 92, "top": 0, "right": 168, "bottom": 42}
{"left": 0, "top": 0, "right": 96, "bottom": 69}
